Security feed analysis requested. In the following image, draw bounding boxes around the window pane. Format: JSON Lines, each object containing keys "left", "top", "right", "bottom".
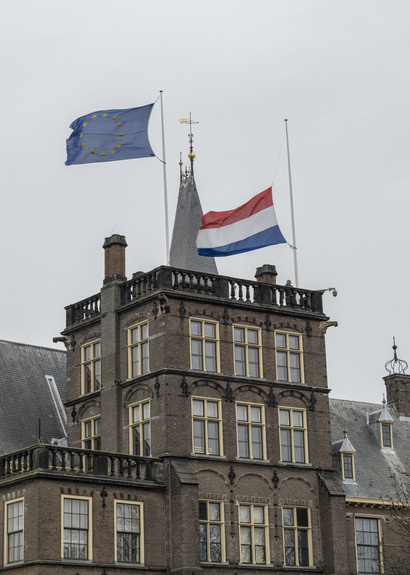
{"left": 250, "top": 406, "right": 262, "bottom": 423}
{"left": 207, "top": 421, "right": 220, "bottom": 455}
{"left": 238, "top": 425, "right": 250, "bottom": 458}
{"left": 283, "top": 508, "right": 294, "bottom": 526}
{"left": 237, "top": 405, "right": 248, "bottom": 421}
{"left": 280, "top": 409, "right": 290, "bottom": 426}
{"left": 204, "top": 322, "right": 216, "bottom": 338}
{"left": 234, "top": 327, "right": 245, "bottom": 343}
{"left": 253, "top": 506, "right": 264, "bottom": 524}
{"left": 207, "top": 401, "right": 218, "bottom": 419}
{"left": 284, "top": 530, "right": 296, "bottom": 565}
{"left": 193, "top": 420, "right": 205, "bottom": 453}
{"left": 199, "top": 501, "right": 207, "bottom": 520}
{"left": 292, "top": 411, "right": 303, "bottom": 427}
{"left": 247, "top": 329, "right": 258, "bottom": 344}
{"left": 276, "top": 333, "right": 286, "bottom": 348}
{"left": 133, "top": 406, "right": 140, "bottom": 423}
{"left": 193, "top": 399, "right": 204, "bottom": 417}
{"left": 191, "top": 321, "right": 202, "bottom": 336}
{"left": 205, "top": 341, "right": 217, "bottom": 372}
{"left": 235, "top": 346, "right": 246, "bottom": 375}
{"left": 191, "top": 340, "right": 203, "bottom": 370}
{"left": 251, "top": 426, "right": 263, "bottom": 459}
{"left": 289, "top": 335, "right": 299, "bottom": 350}
{"left": 277, "top": 351, "right": 288, "bottom": 381}
{"left": 141, "top": 323, "right": 148, "bottom": 339}
{"left": 298, "top": 530, "right": 309, "bottom": 566}
{"left": 209, "top": 502, "right": 220, "bottom": 521}
{"left": 296, "top": 508, "right": 309, "bottom": 527}
{"left": 240, "top": 505, "right": 251, "bottom": 524}
{"left": 142, "top": 402, "right": 150, "bottom": 419}
{"left": 281, "top": 429, "right": 292, "bottom": 462}
{"left": 293, "top": 430, "right": 305, "bottom": 463}
{"left": 248, "top": 347, "right": 260, "bottom": 377}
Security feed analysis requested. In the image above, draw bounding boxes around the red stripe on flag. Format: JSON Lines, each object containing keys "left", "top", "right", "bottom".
{"left": 201, "top": 187, "right": 273, "bottom": 229}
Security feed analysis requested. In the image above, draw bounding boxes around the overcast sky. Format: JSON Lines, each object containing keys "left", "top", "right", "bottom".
{"left": 1, "top": 0, "right": 409, "bottom": 403}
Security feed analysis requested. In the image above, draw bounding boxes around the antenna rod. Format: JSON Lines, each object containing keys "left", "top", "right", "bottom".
{"left": 160, "top": 90, "right": 170, "bottom": 265}
{"left": 285, "top": 119, "right": 299, "bottom": 287}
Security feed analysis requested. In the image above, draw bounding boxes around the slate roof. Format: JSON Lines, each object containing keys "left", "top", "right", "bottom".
{"left": 169, "top": 175, "right": 218, "bottom": 275}
{"left": 0, "top": 340, "right": 67, "bottom": 454}
{"left": 329, "top": 398, "right": 410, "bottom": 501}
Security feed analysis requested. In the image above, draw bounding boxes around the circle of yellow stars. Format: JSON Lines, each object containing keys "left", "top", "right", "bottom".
{"left": 79, "top": 113, "right": 124, "bottom": 157}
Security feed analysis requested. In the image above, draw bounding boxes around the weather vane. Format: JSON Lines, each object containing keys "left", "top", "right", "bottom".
{"left": 385, "top": 337, "right": 408, "bottom": 374}
{"left": 179, "top": 113, "right": 199, "bottom": 177}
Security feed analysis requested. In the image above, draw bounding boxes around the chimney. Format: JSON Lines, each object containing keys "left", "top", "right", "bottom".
{"left": 103, "top": 234, "right": 127, "bottom": 282}
{"left": 384, "top": 373, "right": 410, "bottom": 418}
{"left": 255, "top": 264, "right": 278, "bottom": 285}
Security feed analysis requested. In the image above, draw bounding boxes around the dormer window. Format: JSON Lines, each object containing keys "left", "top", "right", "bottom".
{"left": 342, "top": 453, "right": 355, "bottom": 481}
{"left": 381, "top": 422, "right": 393, "bottom": 448}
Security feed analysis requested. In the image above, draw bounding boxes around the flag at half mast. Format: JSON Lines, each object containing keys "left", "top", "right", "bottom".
{"left": 196, "top": 187, "right": 286, "bottom": 257}
{"left": 66, "top": 104, "right": 155, "bottom": 165}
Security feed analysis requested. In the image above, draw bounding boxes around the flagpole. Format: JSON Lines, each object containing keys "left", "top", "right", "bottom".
{"left": 160, "top": 90, "right": 170, "bottom": 265}
{"left": 284, "top": 119, "right": 299, "bottom": 287}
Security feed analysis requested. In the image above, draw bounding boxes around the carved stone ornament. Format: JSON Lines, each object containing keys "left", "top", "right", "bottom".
{"left": 264, "top": 315, "right": 272, "bottom": 332}
{"left": 228, "top": 466, "right": 236, "bottom": 486}
{"left": 71, "top": 405, "right": 77, "bottom": 423}
{"left": 70, "top": 334, "right": 76, "bottom": 352}
{"left": 310, "top": 390, "right": 317, "bottom": 412}
{"left": 180, "top": 376, "right": 189, "bottom": 397}
{"left": 225, "top": 382, "right": 234, "bottom": 403}
{"left": 154, "top": 376, "right": 160, "bottom": 398}
{"left": 222, "top": 307, "right": 230, "bottom": 327}
{"left": 272, "top": 470, "right": 279, "bottom": 489}
{"left": 267, "top": 385, "right": 276, "bottom": 408}
{"left": 100, "top": 486, "right": 108, "bottom": 508}
{"left": 152, "top": 301, "right": 159, "bottom": 320}
{"left": 305, "top": 320, "right": 312, "bottom": 338}
{"left": 179, "top": 301, "right": 186, "bottom": 320}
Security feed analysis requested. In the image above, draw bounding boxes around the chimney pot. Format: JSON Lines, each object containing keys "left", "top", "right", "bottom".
{"left": 255, "top": 264, "right": 278, "bottom": 285}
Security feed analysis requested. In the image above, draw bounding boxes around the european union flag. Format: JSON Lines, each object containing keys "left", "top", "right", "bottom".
{"left": 66, "top": 104, "right": 155, "bottom": 165}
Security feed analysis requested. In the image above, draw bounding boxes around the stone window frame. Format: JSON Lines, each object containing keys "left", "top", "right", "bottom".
{"left": 279, "top": 407, "right": 309, "bottom": 464}
{"left": 4, "top": 498, "right": 24, "bottom": 565}
{"left": 127, "top": 322, "right": 149, "bottom": 379}
{"left": 199, "top": 499, "right": 226, "bottom": 563}
{"left": 61, "top": 495, "right": 93, "bottom": 561}
{"left": 275, "top": 331, "right": 304, "bottom": 384}
{"left": 236, "top": 402, "right": 267, "bottom": 461}
{"left": 354, "top": 516, "right": 382, "bottom": 574}
{"left": 192, "top": 397, "right": 224, "bottom": 456}
{"left": 189, "top": 318, "right": 220, "bottom": 373}
{"left": 81, "top": 339, "right": 101, "bottom": 395}
{"left": 282, "top": 506, "right": 313, "bottom": 567}
{"left": 233, "top": 325, "right": 263, "bottom": 378}
{"left": 129, "top": 399, "right": 151, "bottom": 456}
{"left": 238, "top": 503, "right": 270, "bottom": 565}
{"left": 81, "top": 415, "right": 101, "bottom": 450}
{"left": 114, "top": 500, "right": 144, "bottom": 564}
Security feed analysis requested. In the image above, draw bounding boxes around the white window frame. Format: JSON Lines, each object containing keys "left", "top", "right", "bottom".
{"left": 275, "top": 331, "right": 304, "bottom": 383}
{"left": 128, "top": 322, "right": 149, "bottom": 378}
{"left": 279, "top": 407, "right": 308, "bottom": 464}
{"left": 190, "top": 318, "right": 220, "bottom": 373}
{"left": 236, "top": 403, "right": 266, "bottom": 460}
{"left": 115, "top": 500, "right": 144, "bottom": 564}
{"left": 4, "top": 498, "right": 24, "bottom": 565}
{"left": 81, "top": 339, "right": 101, "bottom": 394}
{"left": 239, "top": 503, "right": 269, "bottom": 565}
{"left": 233, "top": 325, "right": 263, "bottom": 378}
{"left": 61, "top": 495, "right": 92, "bottom": 561}
{"left": 192, "top": 398, "right": 223, "bottom": 456}
{"left": 282, "top": 506, "right": 312, "bottom": 567}
{"left": 129, "top": 400, "right": 151, "bottom": 456}
{"left": 199, "top": 500, "right": 225, "bottom": 563}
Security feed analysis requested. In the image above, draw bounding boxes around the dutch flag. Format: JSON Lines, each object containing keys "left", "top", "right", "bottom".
{"left": 196, "top": 187, "right": 287, "bottom": 257}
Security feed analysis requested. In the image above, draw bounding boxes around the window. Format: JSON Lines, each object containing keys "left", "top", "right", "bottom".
{"left": 381, "top": 423, "right": 392, "bottom": 448}
{"left": 279, "top": 408, "right": 308, "bottom": 464}
{"left": 4, "top": 499, "right": 24, "bottom": 564}
{"left": 275, "top": 332, "right": 303, "bottom": 383}
{"left": 81, "top": 340, "right": 101, "bottom": 394}
{"left": 239, "top": 504, "right": 268, "bottom": 565}
{"left": 342, "top": 453, "right": 355, "bottom": 480}
{"left": 199, "top": 500, "right": 225, "bottom": 563}
{"left": 355, "top": 517, "right": 381, "bottom": 573}
{"left": 62, "top": 496, "right": 92, "bottom": 560}
{"left": 129, "top": 400, "right": 151, "bottom": 456}
{"left": 236, "top": 403, "right": 266, "bottom": 460}
{"left": 115, "top": 501, "right": 143, "bottom": 564}
{"left": 192, "top": 398, "right": 223, "bottom": 455}
{"left": 128, "top": 322, "right": 149, "bottom": 378}
{"left": 233, "top": 326, "right": 262, "bottom": 378}
{"left": 82, "top": 416, "right": 101, "bottom": 450}
{"left": 283, "top": 507, "right": 312, "bottom": 567}
{"left": 190, "top": 319, "right": 219, "bottom": 372}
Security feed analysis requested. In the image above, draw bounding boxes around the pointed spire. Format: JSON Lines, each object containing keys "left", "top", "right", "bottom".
{"left": 170, "top": 117, "right": 218, "bottom": 274}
